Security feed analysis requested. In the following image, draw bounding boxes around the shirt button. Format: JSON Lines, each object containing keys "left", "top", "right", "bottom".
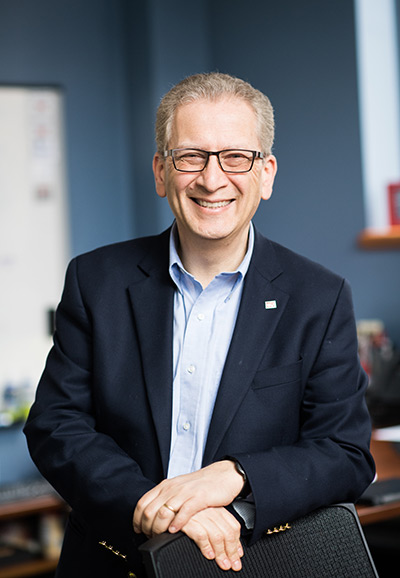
{"left": 187, "top": 365, "right": 195, "bottom": 374}
{"left": 183, "top": 422, "right": 190, "bottom": 431}
{"left": 197, "top": 313, "right": 205, "bottom": 321}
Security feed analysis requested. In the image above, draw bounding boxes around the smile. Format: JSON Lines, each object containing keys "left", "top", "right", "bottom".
{"left": 194, "top": 199, "right": 233, "bottom": 209}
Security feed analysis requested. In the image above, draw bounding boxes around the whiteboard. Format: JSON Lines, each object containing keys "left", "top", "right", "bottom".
{"left": 0, "top": 86, "right": 69, "bottom": 426}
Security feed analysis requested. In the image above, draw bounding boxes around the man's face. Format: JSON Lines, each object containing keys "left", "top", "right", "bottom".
{"left": 153, "top": 97, "right": 277, "bottom": 249}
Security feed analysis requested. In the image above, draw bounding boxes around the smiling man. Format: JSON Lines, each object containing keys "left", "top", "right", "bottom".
{"left": 24, "top": 73, "right": 375, "bottom": 578}
{"left": 153, "top": 97, "right": 276, "bottom": 289}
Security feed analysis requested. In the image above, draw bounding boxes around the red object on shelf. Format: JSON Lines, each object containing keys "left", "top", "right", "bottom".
{"left": 388, "top": 182, "right": 400, "bottom": 226}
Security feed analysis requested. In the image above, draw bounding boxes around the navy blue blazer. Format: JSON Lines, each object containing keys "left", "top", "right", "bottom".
{"left": 24, "top": 227, "right": 375, "bottom": 577}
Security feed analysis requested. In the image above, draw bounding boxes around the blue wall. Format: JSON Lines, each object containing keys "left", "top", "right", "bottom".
{"left": 0, "top": 0, "right": 135, "bottom": 253}
{"left": 0, "top": 0, "right": 399, "bottom": 482}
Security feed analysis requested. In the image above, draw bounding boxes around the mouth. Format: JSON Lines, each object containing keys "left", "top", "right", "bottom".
{"left": 193, "top": 199, "right": 234, "bottom": 209}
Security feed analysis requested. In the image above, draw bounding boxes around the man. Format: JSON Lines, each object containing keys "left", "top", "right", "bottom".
{"left": 24, "top": 72, "right": 375, "bottom": 577}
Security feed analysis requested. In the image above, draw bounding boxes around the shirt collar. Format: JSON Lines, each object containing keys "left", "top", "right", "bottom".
{"left": 168, "top": 222, "right": 255, "bottom": 288}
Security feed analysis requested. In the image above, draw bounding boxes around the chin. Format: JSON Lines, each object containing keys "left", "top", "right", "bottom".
{"left": 196, "top": 227, "right": 235, "bottom": 242}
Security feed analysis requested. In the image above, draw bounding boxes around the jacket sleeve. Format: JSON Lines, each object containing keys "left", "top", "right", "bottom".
{"left": 229, "top": 279, "right": 375, "bottom": 543}
{"left": 24, "top": 257, "right": 155, "bottom": 559}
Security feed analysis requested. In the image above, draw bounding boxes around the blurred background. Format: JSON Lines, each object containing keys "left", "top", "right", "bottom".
{"left": 0, "top": 0, "right": 399, "bottom": 576}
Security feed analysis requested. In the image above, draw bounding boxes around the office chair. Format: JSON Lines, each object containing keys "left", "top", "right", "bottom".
{"left": 139, "top": 503, "right": 379, "bottom": 577}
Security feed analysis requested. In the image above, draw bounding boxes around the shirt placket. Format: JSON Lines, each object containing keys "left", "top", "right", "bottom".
{"left": 175, "top": 289, "right": 214, "bottom": 472}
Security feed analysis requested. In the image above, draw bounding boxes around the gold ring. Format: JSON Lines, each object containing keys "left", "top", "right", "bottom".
{"left": 163, "top": 503, "right": 177, "bottom": 514}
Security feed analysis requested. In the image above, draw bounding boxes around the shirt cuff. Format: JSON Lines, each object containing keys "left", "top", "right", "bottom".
{"left": 231, "top": 496, "right": 255, "bottom": 530}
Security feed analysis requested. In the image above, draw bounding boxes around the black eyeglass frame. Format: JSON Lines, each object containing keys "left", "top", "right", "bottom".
{"left": 163, "top": 148, "right": 265, "bottom": 173}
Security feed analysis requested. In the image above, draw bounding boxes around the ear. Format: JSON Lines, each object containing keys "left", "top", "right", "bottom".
{"left": 261, "top": 155, "right": 278, "bottom": 201}
{"left": 153, "top": 153, "right": 167, "bottom": 198}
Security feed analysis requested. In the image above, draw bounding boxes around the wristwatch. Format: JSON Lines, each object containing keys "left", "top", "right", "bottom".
{"left": 231, "top": 459, "right": 250, "bottom": 498}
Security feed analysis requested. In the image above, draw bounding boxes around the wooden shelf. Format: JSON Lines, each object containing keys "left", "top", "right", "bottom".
{"left": 0, "top": 557, "right": 57, "bottom": 578}
{"left": 0, "top": 494, "right": 66, "bottom": 578}
{"left": 357, "top": 500, "right": 400, "bottom": 526}
{"left": 358, "top": 226, "right": 400, "bottom": 249}
{"left": 356, "top": 437, "right": 400, "bottom": 526}
{"left": 0, "top": 495, "right": 63, "bottom": 522}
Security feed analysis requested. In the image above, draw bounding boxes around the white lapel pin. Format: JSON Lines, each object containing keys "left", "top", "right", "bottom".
{"left": 265, "top": 300, "right": 277, "bottom": 310}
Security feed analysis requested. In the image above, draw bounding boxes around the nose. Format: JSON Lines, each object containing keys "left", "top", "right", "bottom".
{"left": 196, "top": 154, "right": 229, "bottom": 192}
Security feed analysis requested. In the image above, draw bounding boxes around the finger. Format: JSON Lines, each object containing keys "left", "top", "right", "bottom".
{"left": 207, "top": 512, "right": 242, "bottom": 571}
{"left": 138, "top": 501, "right": 174, "bottom": 537}
{"left": 167, "top": 496, "right": 206, "bottom": 533}
{"left": 137, "top": 493, "right": 184, "bottom": 537}
{"left": 210, "top": 527, "right": 243, "bottom": 571}
{"left": 183, "top": 519, "right": 216, "bottom": 561}
{"left": 134, "top": 479, "right": 192, "bottom": 535}
{"left": 183, "top": 508, "right": 243, "bottom": 572}
{"left": 134, "top": 491, "right": 167, "bottom": 535}
{"left": 182, "top": 518, "right": 215, "bottom": 560}
{"left": 133, "top": 487, "right": 160, "bottom": 532}
{"left": 149, "top": 503, "right": 179, "bottom": 536}
{"left": 142, "top": 492, "right": 205, "bottom": 535}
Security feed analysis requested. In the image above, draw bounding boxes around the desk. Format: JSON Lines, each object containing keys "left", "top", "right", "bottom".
{"left": 357, "top": 437, "right": 400, "bottom": 525}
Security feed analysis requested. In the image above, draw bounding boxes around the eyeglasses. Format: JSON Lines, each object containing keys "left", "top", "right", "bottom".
{"left": 164, "top": 148, "right": 265, "bottom": 173}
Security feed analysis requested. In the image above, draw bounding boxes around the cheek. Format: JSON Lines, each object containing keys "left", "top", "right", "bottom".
{"left": 167, "top": 172, "right": 197, "bottom": 194}
{"left": 234, "top": 170, "right": 263, "bottom": 190}
{"left": 237, "top": 177, "right": 264, "bottom": 206}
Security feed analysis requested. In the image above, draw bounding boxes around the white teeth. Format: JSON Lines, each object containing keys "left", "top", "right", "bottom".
{"left": 196, "top": 199, "right": 231, "bottom": 208}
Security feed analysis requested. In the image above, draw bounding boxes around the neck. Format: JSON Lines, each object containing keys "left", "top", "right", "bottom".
{"left": 176, "top": 227, "right": 250, "bottom": 288}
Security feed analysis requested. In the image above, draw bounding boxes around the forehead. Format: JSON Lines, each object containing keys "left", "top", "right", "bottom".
{"left": 170, "top": 97, "right": 259, "bottom": 148}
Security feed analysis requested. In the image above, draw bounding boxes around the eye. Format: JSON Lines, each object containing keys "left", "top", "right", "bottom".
{"left": 229, "top": 152, "right": 247, "bottom": 158}
{"left": 224, "top": 152, "right": 250, "bottom": 160}
{"left": 175, "top": 150, "right": 207, "bottom": 164}
{"left": 221, "top": 151, "right": 252, "bottom": 166}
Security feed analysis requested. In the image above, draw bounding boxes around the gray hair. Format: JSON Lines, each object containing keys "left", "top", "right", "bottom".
{"left": 155, "top": 72, "right": 275, "bottom": 155}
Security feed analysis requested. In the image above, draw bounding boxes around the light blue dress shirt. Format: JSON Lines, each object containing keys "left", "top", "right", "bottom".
{"left": 167, "top": 223, "right": 254, "bottom": 479}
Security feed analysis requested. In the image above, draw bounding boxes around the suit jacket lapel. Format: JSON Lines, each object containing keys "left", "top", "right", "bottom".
{"left": 127, "top": 230, "right": 175, "bottom": 475}
{"left": 203, "top": 232, "right": 290, "bottom": 465}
